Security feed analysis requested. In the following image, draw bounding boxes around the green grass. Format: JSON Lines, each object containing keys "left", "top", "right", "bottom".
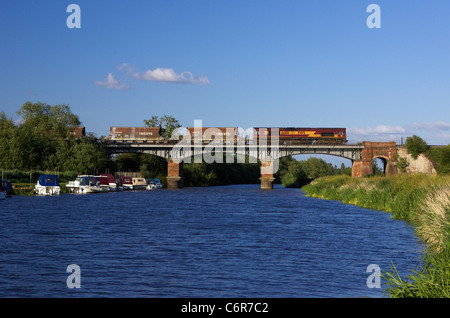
{"left": 302, "top": 173, "right": 450, "bottom": 298}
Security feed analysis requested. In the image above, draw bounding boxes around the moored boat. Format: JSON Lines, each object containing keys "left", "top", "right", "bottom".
{"left": 66, "top": 175, "right": 103, "bottom": 194}
{"left": 146, "top": 178, "right": 156, "bottom": 190}
{"left": 1, "top": 180, "right": 13, "bottom": 197}
{"left": 153, "top": 178, "right": 162, "bottom": 189}
{"left": 96, "top": 176, "right": 111, "bottom": 192}
{"left": 115, "top": 177, "right": 123, "bottom": 191}
{"left": 100, "top": 174, "right": 118, "bottom": 191}
{"left": 132, "top": 177, "right": 147, "bottom": 190}
{"left": 34, "top": 175, "right": 61, "bottom": 196}
{"left": 121, "top": 176, "right": 133, "bottom": 190}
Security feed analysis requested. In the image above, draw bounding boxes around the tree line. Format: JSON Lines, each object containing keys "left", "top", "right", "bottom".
{"left": 0, "top": 102, "right": 108, "bottom": 174}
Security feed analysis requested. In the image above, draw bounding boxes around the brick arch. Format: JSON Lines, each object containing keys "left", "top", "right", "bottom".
{"left": 351, "top": 142, "right": 398, "bottom": 177}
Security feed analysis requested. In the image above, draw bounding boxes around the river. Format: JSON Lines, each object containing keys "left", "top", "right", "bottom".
{"left": 0, "top": 184, "right": 423, "bottom": 298}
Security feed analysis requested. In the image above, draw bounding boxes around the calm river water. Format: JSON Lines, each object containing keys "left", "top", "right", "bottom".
{"left": 0, "top": 184, "right": 423, "bottom": 298}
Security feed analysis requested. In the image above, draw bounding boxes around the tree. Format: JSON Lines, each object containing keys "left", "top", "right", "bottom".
{"left": 143, "top": 114, "right": 181, "bottom": 138}
{"left": 405, "top": 135, "right": 428, "bottom": 159}
{"left": 299, "top": 157, "right": 334, "bottom": 179}
{"left": 277, "top": 157, "right": 309, "bottom": 188}
{"left": 427, "top": 144, "right": 450, "bottom": 175}
{"left": 68, "top": 134, "right": 108, "bottom": 173}
{"left": 1, "top": 102, "right": 112, "bottom": 173}
{"left": 0, "top": 112, "right": 18, "bottom": 169}
{"left": 16, "top": 102, "right": 81, "bottom": 138}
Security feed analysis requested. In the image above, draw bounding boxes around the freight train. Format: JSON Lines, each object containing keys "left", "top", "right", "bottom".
{"left": 106, "top": 126, "right": 347, "bottom": 145}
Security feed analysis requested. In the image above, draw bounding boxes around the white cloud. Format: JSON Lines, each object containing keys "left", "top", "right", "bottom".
{"left": 94, "top": 73, "right": 129, "bottom": 90}
{"left": 347, "top": 125, "right": 407, "bottom": 143}
{"left": 348, "top": 121, "right": 450, "bottom": 145}
{"left": 120, "top": 63, "right": 210, "bottom": 85}
{"left": 348, "top": 125, "right": 406, "bottom": 136}
{"left": 411, "top": 121, "right": 450, "bottom": 131}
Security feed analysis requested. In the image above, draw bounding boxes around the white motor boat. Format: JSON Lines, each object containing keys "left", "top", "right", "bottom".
{"left": 66, "top": 175, "right": 103, "bottom": 194}
{"left": 34, "top": 175, "right": 61, "bottom": 196}
{"left": 132, "top": 177, "right": 147, "bottom": 190}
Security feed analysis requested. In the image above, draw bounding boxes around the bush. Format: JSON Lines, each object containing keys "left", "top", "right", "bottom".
{"left": 405, "top": 135, "right": 428, "bottom": 159}
{"left": 427, "top": 145, "right": 450, "bottom": 175}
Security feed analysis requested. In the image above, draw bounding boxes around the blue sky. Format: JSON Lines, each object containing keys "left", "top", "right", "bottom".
{"left": 1, "top": 0, "right": 450, "bottom": 149}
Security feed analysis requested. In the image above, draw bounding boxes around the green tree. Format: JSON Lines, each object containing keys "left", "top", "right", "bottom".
{"left": 427, "top": 145, "right": 450, "bottom": 175}
{"left": 300, "top": 157, "right": 334, "bottom": 179}
{"left": 0, "top": 112, "right": 17, "bottom": 169}
{"left": 16, "top": 102, "right": 81, "bottom": 138}
{"left": 277, "top": 157, "right": 309, "bottom": 188}
{"left": 68, "top": 134, "right": 108, "bottom": 173}
{"left": 143, "top": 114, "right": 181, "bottom": 138}
{"left": 405, "top": 135, "right": 428, "bottom": 159}
{"left": 1, "top": 102, "right": 110, "bottom": 173}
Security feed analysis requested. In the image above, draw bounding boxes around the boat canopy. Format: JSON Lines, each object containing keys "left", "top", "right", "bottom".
{"left": 38, "top": 175, "right": 59, "bottom": 187}
{"left": 75, "top": 176, "right": 98, "bottom": 186}
{"left": 121, "top": 176, "right": 132, "bottom": 184}
{"left": 1, "top": 180, "right": 13, "bottom": 194}
{"left": 97, "top": 176, "right": 109, "bottom": 185}
{"left": 100, "top": 174, "right": 116, "bottom": 184}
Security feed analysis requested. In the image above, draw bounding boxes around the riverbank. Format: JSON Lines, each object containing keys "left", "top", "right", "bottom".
{"left": 301, "top": 174, "right": 450, "bottom": 297}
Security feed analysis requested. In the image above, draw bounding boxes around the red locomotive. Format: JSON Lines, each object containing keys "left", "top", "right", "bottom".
{"left": 254, "top": 127, "right": 347, "bottom": 144}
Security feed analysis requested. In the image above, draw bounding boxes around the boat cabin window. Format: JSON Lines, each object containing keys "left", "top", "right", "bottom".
{"left": 45, "top": 177, "right": 57, "bottom": 184}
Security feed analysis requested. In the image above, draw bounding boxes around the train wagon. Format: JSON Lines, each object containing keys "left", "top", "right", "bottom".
{"left": 186, "top": 127, "right": 238, "bottom": 144}
{"left": 109, "top": 127, "right": 164, "bottom": 143}
{"left": 254, "top": 127, "right": 347, "bottom": 145}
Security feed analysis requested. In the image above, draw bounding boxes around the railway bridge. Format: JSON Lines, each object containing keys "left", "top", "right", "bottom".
{"left": 104, "top": 141, "right": 398, "bottom": 189}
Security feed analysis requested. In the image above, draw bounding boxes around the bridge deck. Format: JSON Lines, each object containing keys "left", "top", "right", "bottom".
{"left": 104, "top": 142, "right": 364, "bottom": 161}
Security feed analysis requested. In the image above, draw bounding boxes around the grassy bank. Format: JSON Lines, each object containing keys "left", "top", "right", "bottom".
{"left": 302, "top": 174, "right": 450, "bottom": 298}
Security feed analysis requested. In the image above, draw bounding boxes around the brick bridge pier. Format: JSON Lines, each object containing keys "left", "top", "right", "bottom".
{"left": 351, "top": 141, "right": 398, "bottom": 177}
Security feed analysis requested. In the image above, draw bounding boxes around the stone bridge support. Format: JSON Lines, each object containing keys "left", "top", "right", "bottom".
{"left": 260, "top": 160, "right": 275, "bottom": 189}
{"left": 352, "top": 141, "right": 398, "bottom": 177}
{"left": 167, "top": 159, "right": 184, "bottom": 189}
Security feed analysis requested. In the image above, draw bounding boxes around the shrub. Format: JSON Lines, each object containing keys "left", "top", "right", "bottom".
{"left": 405, "top": 135, "right": 428, "bottom": 159}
